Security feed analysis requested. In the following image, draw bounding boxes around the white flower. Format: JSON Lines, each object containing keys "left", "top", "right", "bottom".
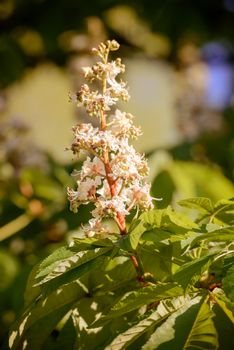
{"left": 107, "top": 61, "right": 124, "bottom": 78}
{"left": 68, "top": 40, "right": 157, "bottom": 234}
{"left": 111, "top": 109, "right": 142, "bottom": 139}
{"left": 92, "top": 196, "right": 129, "bottom": 219}
{"left": 102, "top": 93, "right": 118, "bottom": 109}
{"left": 82, "top": 66, "right": 93, "bottom": 79}
{"left": 84, "top": 218, "right": 103, "bottom": 237}
{"left": 81, "top": 156, "right": 106, "bottom": 179}
{"left": 71, "top": 124, "right": 120, "bottom": 155}
{"left": 131, "top": 182, "right": 154, "bottom": 210}
{"left": 76, "top": 177, "right": 101, "bottom": 202}
{"left": 96, "top": 179, "right": 111, "bottom": 198}
{"left": 67, "top": 187, "right": 80, "bottom": 212}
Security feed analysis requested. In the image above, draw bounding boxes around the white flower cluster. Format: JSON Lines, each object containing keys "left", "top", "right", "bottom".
{"left": 68, "top": 40, "right": 155, "bottom": 236}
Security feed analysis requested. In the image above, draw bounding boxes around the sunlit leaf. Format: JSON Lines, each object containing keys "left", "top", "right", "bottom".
{"left": 36, "top": 246, "right": 77, "bottom": 279}
{"left": 212, "top": 295, "right": 234, "bottom": 350}
{"left": 35, "top": 246, "right": 112, "bottom": 285}
{"left": 127, "top": 208, "right": 197, "bottom": 250}
{"left": 141, "top": 297, "right": 218, "bottom": 350}
{"left": 9, "top": 282, "right": 85, "bottom": 349}
{"left": 173, "top": 252, "right": 217, "bottom": 290}
{"left": 94, "top": 283, "right": 183, "bottom": 324}
{"left": 191, "top": 226, "right": 234, "bottom": 246}
{"left": 73, "top": 236, "right": 115, "bottom": 248}
{"left": 211, "top": 291, "right": 234, "bottom": 324}
{"left": 40, "top": 255, "right": 107, "bottom": 295}
{"left": 104, "top": 296, "right": 194, "bottom": 350}
{"left": 178, "top": 197, "right": 213, "bottom": 213}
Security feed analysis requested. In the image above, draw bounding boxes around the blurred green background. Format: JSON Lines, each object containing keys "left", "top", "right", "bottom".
{"left": 0, "top": 0, "right": 234, "bottom": 346}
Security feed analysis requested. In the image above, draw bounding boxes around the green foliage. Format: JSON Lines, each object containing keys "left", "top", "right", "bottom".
{"left": 222, "top": 265, "right": 234, "bottom": 302}
{"left": 141, "top": 297, "right": 218, "bottom": 350}
{"left": 9, "top": 197, "right": 234, "bottom": 349}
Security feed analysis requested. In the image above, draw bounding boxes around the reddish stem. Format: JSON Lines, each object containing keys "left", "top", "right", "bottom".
{"left": 104, "top": 158, "right": 127, "bottom": 235}
{"left": 130, "top": 255, "right": 145, "bottom": 282}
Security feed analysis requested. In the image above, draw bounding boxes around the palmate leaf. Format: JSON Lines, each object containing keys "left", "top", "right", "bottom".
{"left": 178, "top": 197, "right": 234, "bottom": 225}
{"left": 213, "top": 198, "right": 234, "bottom": 212}
{"left": 35, "top": 246, "right": 112, "bottom": 286}
{"left": 40, "top": 255, "right": 107, "bottom": 295}
{"left": 141, "top": 229, "right": 197, "bottom": 246}
{"left": 36, "top": 246, "right": 76, "bottom": 278}
{"left": 73, "top": 236, "right": 116, "bottom": 248}
{"left": 127, "top": 207, "right": 198, "bottom": 251}
{"left": 9, "top": 282, "right": 86, "bottom": 349}
{"left": 141, "top": 296, "right": 218, "bottom": 350}
{"left": 93, "top": 283, "right": 183, "bottom": 325}
{"left": 172, "top": 251, "right": 217, "bottom": 290}
{"left": 212, "top": 291, "right": 234, "bottom": 350}
{"left": 166, "top": 208, "right": 199, "bottom": 230}
{"left": 92, "top": 257, "right": 138, "bottom": 297}
{"left": 211, "top": 291, "right": 234, "bottom": 324}
{"left": 54, "top": 315, "right": 77, "bottom": 350}
{"left": 212, "top": 198, "right": 234, "bottom": 224}
{"left": 70, "top": 295, "right": 120, "bottom": 350}
{"left": 36, "top": 236, "right": 114, "bottom": 279}
{"left": 24, "top": 263, "right": 42, "bottom": 306}
{"left": 104, "top": 296, "right": 197, "bottom": 350}
{"left": 9, "top": 305, "right": 70, "bottom": 350}
{"left": 119, "top": 210, "right": 164, "bottom": 251}
{"left": 222, "top": 265, "right": 234, "bottom": 302}
{"left": 178, "top": 197, "right": 214, "bottom": 213}
{"left": 190, "top": 226, "right": 234, "bottom": 247}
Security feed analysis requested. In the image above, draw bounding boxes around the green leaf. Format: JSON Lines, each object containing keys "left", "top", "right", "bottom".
{"left": 212, "top": 297, "right": 234, "bottom": 350}
{"left": 127, "top": 208, "right": 197, "bottom": 251}
{"left": 128, "top": 222, "right": 147, "bottom": 250}
{"left": 211, "top": 198, "right": 234, "bottom": 225}
{"left": 95, "top": 283, "right": 183, "bottom": 324}
{"left": 36, "top": 246, "right": 112, "bottom": 285}
{"left": 126, "top": 210, "right": 165, "bottom": 250}
{"left": 71, "top": 296, "right": 120, "bottom": 350}
{"left": 36, "top": 246, "right": 77, "bottom": 278}
{"left": 104, "top": 296, "right": 194, "bottom": 350}
{"left": 222, "top": 265, "right": 234, "bottom": 302}
{"left": 173, "top": 252, "right": 217, "bottom": 290}
{"left": 10, "top": 305, "right": 70, "bottom": 350}
{"left": 178, "top": 197, "right": 213, "bottom": 213}
{"left": 24, "top": 263, "right": 42, "bottom": 306}
{"left": 9, "top": 282, "right": 85, "bottom": 349}
{"left": 166, "top": 207, "right": 198, "bottom": 229}
{"left": 140, "top": 207, "right": 198, "bottom": 230}
{"left": 141, "top": 229, "right": 197, "bottom": 246}
{"left": 191, "top": 226, "right": 234, "bottom": 246}
{"left": 213, "top": 198, "right": 234, "bottom": 212}
{"left": 54, "top": 315, "right": 77, "bottom": 350}
{"left": 40, "top": 255, "right": 107, "bottom": 295}
{"left": 141, "top": 296, "right": 218, "bottom": 350}
{"left": 73, "top": 236, "right": 116, "bottom": 248}
{"left": 140, "top": 210, "right": 164, "bottom": 227}
{"left": 121, "top": 210, "right": 163, "bottom": 251}
{"left": 211, "top": 291, "right": 234, "bottom": 324}
{"left": 118, "top": 235, "right": 136, "bottom": 253}
{"left": 93, "top": 257, "right": 138, "bottom": 296}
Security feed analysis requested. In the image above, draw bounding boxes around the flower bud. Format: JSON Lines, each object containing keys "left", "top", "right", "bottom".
{"left": 108, "top": 40, "right": 120, "bottom": 51}
{"left": 91, "top": 48, "right": 99, "bottom": 55}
